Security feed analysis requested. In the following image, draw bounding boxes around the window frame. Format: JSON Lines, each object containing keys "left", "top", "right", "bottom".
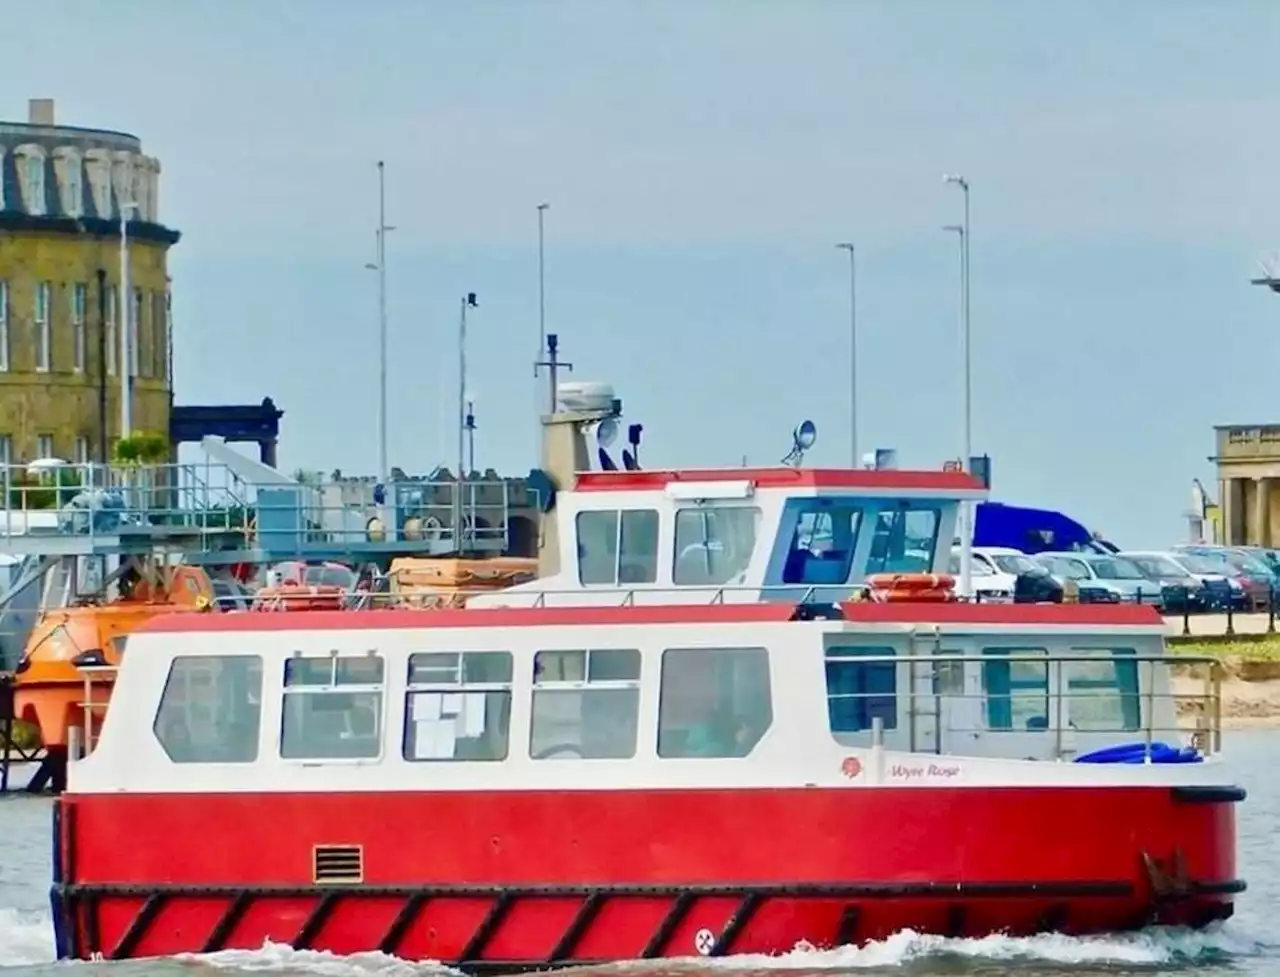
{"left": 279, "top": 652, "right": 386, "bottom": 762}
{"left": 34, "top": 282, "right": 50, "bottom": 373}
{"left": 152, "top": 654, "right": 265, "bottom": 764}
{"left": 0, "top": 280, "right": 8, "bottom": 372}
{"left": 657, "top": 646, "right": 774, "bottom": 758}
{"left": 981, "top": 646, "right": 1050, "bottom": 731}
{"left": 105, "top": 284, "right": 117, "bottom": 377}
{"left": 72, "top": 282, "right": 87, "bottom": 374}
{"left": 131, "top": 287, "right": 143, "bottom": 377}
{"left": 823, "top": 643, "right": 899, "bottom": 736}
{"left": 402, "top": 650, "right": 514, "bottom": 762}
{"left": 529, "top": 647, "right": 642, "bottom": 761}
{"left": 36, "top": 434, "right": 54, "bottom": 460}
{"left": 575, "top": 508, "right": 660, "bottom": 586}
{"left": 672, "top": 504, "right": 761, "bottom": 587}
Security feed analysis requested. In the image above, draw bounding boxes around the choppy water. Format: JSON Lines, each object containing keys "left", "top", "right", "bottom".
{"left": 2, "top": 734, "right": 1279, "bottom": 976}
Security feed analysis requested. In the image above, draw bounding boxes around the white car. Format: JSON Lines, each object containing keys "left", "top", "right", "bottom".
{"left": 949, "top": 546, "right": 1041, "bottom": 601}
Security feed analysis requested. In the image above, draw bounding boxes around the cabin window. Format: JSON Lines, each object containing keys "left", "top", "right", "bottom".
{"left": 825, "top": 645, "right": 898, "bottom": 736}
{"left": 657, "top": 647, "right": 772, "bottom": 758}
{"left": 982, "top": 647, "right": 1049, "bottom": 731}
{"left": 1064, "top": 649, "right": 1141, "bottom": 731}
{"left": 530, "top": 648, "right": 640, "bottom": 759}
{"left": 403, "top": 651, "right": 513, "bottom": 761}
{"left": 153, "top": 655, "right": 263, "bottom": 764}
{"left": 576, "top": 509, "right": 659, "bottom": 585}
{"left": 673, "top": 506, "right": 760, "bottom": 586}
{"left": 280, "top": 653, "right": 385, "bottom": 760}
{"left": 866, "top": 506, "right": 941, "bottom": 575}
{"left": 782, "top": 505, "right": 863, "bottom": 586}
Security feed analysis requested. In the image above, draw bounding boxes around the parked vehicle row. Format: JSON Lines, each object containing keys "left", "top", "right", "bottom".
{"left": 948, "top": 542, "right": 1280, "bottom": 613}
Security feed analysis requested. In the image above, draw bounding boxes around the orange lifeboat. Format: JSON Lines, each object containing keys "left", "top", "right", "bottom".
{"left": 12, "top": 564, "right": 215, "bottom": 749}
{"left": 388, "top": 556, "right": 538, "bottom": 608}
{"left": 251, "top": 561, "right": 355, "bottom": 612}
{"left": 864, "top": 572, "right": 957, "bottom": 603}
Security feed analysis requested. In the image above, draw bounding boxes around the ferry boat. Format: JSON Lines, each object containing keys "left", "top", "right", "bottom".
{"left": 49, "top": 452, "right": 1244, "bottom": 969}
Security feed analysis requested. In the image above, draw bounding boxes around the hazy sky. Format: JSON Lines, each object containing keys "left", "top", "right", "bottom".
{"left": 6, "top": 0, "right": 1280, "bottom": 545}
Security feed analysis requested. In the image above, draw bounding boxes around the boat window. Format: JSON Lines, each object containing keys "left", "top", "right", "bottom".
{"left": 825, "top": 645, "right": 897, "bottom": 738}
{"left": 981, "top": 647, "right": 1049, "bottom": 731}
{"left": 673, "top": 506, "right": 760, "bottom": 586}
{"left": 403, "top": 652, "right": 513, "bottom": 761}
{"left": 782, "top": 506, "right": 862, "bottom": 586}
{"left": 280, "top": 653, "right": 385, "bottom": 760}
{"left": 576, "top": 509, "right": 659, "bottom": 585}
{"left": 657, "top": 647, "right": 772, "bottom": 758}
{"left": 1065, "top": 649, "right": 1141, "bottom": 731}
{"left": 530, "top": 648, "right": 640, "bottom": 759}
{"left": 153, "top": 655, "right": 263, "bottom": 764}
{"left": 866, "top": 507, "right": 941, "bottom": 575}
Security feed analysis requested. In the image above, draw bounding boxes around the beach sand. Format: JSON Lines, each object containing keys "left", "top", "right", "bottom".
{"left": 1172, "top": 659, "right": 1280, "bottom": 729}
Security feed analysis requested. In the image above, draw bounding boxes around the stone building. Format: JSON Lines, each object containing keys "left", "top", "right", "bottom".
{"left": 1208, "top": 424, "right": 1280, "bottom": 546}
{"left": 0, "top": 98, "right": 180, "bottom": 464}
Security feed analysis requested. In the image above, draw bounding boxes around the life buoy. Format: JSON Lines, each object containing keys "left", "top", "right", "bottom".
{"left": 865, "top": 572, "right": 957, "bottom": 602}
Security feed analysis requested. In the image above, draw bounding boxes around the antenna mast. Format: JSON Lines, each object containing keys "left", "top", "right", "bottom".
{"left": 535, "top": 334, "right": 573, "bottom": 415}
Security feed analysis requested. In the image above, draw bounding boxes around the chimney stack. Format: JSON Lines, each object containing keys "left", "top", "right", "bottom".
{"left": 28, "top": 99, "right": 55, "bottom": 126}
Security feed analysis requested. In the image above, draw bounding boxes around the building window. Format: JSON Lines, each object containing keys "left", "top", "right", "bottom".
{"left": 131, "top": 288, "right": 143, "bottom": 377}
{"left": 34, "top": 282, "right": 50, "bottom": 372}
{"left": 152, "top": 291, "right": 167, "bottom": 381}
{"left": 280, "top": 654, "right": 385, "bottom": 760}
{"left": 36, "top": 434, "right": 54, "bottom": 460}
{"left": 825, "top": 644, "right": 898, "bottom": 738}
{"left": 530, "top": 648, "right": 640, "bottom": 760}
{"left": 866, "top": 506, "right": 942, "bottom": 575}
{"left": 672, "top": 506, "right": 760, "bottom": 586}
{"left": 65, "top": 163, "right": 82, "bottom": 218}
{"left": 104, "top": 284, "right": 117, "bottom": 377}
{"left": 1065, "top": 649, "right": 1141, "bottom": 731}
{"left": 0, "top": 436, "right": 11, "bottom": 469}
{"left": 0, "top": 280, "right": 8, "bottom": 372}
{"left": 153, "top": 656, "right": 263, "bottom": 763}
{"left": 74, "top": 436, "right": 90, "bottom": 465}
{"left": 163, "top": 289, "right": 172, "bottom": 383}
{"left": 403, "top": 651, "right": 513, "bottom": 761}
{"left": 982, "top": 647, "right": 1049, "bottom": 731}
{"left": 658, "top": 647, "right": 772, "bottom": 758}
{"left": 25, "top": 156, "right": 44, "bottom": 216}
{"left": 72, "top": 283, "right": 87, "bottom": 373}
{"left": 576, "top": 509, "right": 659, "bottom": 585}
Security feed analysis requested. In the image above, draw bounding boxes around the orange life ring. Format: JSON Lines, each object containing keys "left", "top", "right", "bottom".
{"left": 865, "top": 572, "right": 957, "bottom": 602}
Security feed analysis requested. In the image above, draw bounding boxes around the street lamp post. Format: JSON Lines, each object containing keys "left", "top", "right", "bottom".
{"left": 455, "top": 292, "right": 478, "bottom": 551}
{"left": 119, "top": 200, "right": 137, "bottom": 440}
{"left": 944, "top": 173, "right": 972, "bottom": 598}
{"left": 375, "top": 161, "right": 393, "bottom": 489}
{"left": 836, "top": 242, "right": 858, "bottom": 466}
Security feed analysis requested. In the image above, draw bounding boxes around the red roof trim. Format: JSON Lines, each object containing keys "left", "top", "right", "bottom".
{"left": 137, "top": 603, "right": 802, "bottom": 634}
{"left": 838, "top": 601, "right": 1165, "bottom": 627}
{"left": 574, "top": 468, "right": 985, "bottom": 492}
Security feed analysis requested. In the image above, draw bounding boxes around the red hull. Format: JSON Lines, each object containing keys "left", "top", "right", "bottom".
{"left": 54, "top": 785, "right": 1242, "bottom": 968}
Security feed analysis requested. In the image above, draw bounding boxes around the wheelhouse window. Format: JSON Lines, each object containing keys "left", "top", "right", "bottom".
{"left": 403, "top": 651, "right": 513, "bottom": 761}
{"left": 657, "top": 647, "right": 772, "bottom": 758}
{"left": 825, "top": 644, "right": 897, "bottom": 738}
{"left": 530, "top": 648, "right": 640, "bottom": 759}
{"left": 781, "top": 503, "right": 863, "bottom": 586}
{"left": 280, "top": 653, "right": 384, "bottom": 760}
{"left": 153, "top": 655, "right": 263, "bottom": 763}
{"left": 575, "top": 509, "right": 659, "bottom": 585}
{"left": 866, "top": 506, "right": 940, "bottom": 575}
{"left": 1065, "top": 649, "right": 1141, "bottom": 731}
{"left": 673, "top": 506, "right": 759, "bottom": 586}
{"left": 982, "top": 647, "right": 1049, "bottom": 731}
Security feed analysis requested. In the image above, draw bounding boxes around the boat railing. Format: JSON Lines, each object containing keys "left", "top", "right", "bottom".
{"left": 822, "top": 650, "right": 1222, "bottom": 759}
{"left": 67, "top": 662, "right": 117, "bottom": 760}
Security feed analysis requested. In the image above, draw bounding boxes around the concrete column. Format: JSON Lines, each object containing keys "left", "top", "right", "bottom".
{"left": 1256, "top": 478, "right": 1272, "bottom": 547}
{"left": 1226, "top": 478, "right": 1246, "bottom": 545}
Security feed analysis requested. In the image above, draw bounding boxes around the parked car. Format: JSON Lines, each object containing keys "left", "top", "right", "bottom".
{"left": 1033, "top": 552, "right": 1164, "bottom": 606}
{"left": 949, "top": 547, "right": 1064, "bottom": 603}
{"left": 1174, "top": 546, "right": 1275, "bottom": 610}
{"left": 1120, "top": 551, "right": 1211, "bottom": 613}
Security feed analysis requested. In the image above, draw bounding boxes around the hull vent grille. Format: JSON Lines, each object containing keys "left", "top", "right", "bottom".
{"left": 313, "top": 845, "right": 364, "bottom": 884}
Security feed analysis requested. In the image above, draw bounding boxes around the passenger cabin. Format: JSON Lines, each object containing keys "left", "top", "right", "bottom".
{"left": 469, "top": 467, "right": 988, "bottom": 608}
{"left": 66, "top": 601, "right": 1219, "bottom": 796}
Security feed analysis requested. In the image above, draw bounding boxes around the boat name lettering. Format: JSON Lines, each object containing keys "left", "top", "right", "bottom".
{"left": 889, "top": 762, "right": 960, "bottom": 779}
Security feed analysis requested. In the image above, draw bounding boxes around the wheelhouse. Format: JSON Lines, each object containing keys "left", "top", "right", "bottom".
{"left": 469, "top": 468, "right": 988, "bottom": 608}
